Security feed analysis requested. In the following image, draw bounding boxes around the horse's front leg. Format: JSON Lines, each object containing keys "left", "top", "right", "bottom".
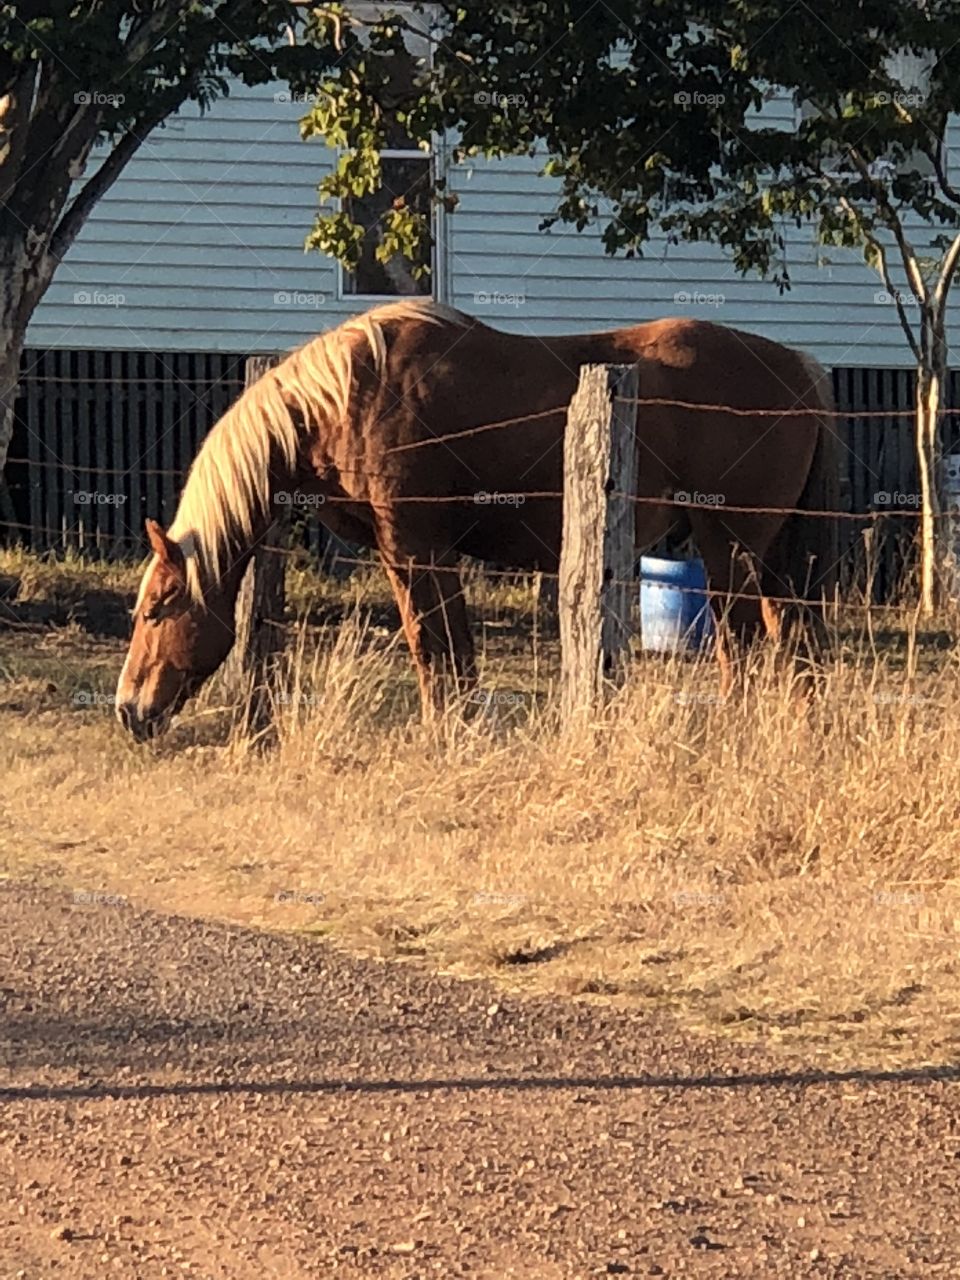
{"left": 376, "top": 533, "right": 477, "bottom": 720}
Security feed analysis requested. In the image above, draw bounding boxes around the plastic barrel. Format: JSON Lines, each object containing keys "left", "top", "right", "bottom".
{"left": 639, "top": 555, "right": 714, "bottom": 653}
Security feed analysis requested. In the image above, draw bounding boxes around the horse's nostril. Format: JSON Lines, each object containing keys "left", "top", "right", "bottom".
{"left": 117, "top": 703, "right": 132, "bottom": 731}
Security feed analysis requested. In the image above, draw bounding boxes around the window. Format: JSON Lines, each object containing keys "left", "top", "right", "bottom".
{"left": 341, "top": 5, "right": 435, "bottom": 298}
{"left": 342, "top": 154, "right": 433, "bottom": 297}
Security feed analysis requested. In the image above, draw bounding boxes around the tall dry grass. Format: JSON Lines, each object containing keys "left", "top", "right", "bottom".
{"left": 1, "top": 552, "right": 960, "bottom": 1066}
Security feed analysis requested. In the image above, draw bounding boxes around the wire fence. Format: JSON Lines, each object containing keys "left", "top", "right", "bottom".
{"left": 3, "top": 363, "right": 959, "bottom": 619}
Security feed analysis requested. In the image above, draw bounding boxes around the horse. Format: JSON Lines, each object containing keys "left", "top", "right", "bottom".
{"left": 115, "top": 299, "right": 838, "bottom": 741}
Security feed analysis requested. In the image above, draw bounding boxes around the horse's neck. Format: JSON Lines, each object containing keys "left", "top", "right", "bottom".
{"left": 177, "top": 477, "right": 286, "bottom": 608}
{"left": 176, "top": 383, "right": 309, "bottom": 600}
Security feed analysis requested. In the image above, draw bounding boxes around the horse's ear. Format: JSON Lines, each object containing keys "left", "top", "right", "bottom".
{"left": 145, "top": 519, "right": 184, "bottom": 571}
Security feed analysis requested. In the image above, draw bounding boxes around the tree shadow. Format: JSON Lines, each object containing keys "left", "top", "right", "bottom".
{"left": 4, "top": 1062, "right": 960, "bottom": 1106}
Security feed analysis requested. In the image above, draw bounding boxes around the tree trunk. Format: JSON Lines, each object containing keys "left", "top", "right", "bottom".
{"left": 0, "top": 331, "right": 24, "bottom": 475}
{"left": 916, "top": 314, "right": 948, "bottom": 617}
{"left": 0, "top": 223, "right": 57, "bottom": 473}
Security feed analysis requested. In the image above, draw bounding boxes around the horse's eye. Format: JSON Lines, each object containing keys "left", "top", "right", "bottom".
{"left": 142, "top": 586, "right": 181, "bottom": 624}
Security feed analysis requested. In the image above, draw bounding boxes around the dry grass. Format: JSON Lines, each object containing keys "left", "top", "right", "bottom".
{"left": 1, "top": 548, "right": 959, "bottom": 1069}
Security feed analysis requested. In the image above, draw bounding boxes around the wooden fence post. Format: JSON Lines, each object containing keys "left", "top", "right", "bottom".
{"left": 559, "top": 363, "right": 639, "bottom": 730}
{"left": 225, "top": 354, "right": 287, "bottom": 736}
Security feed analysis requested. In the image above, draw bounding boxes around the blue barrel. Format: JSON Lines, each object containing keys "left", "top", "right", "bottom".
{"left": 639, "top": 555, "right": 714, "bottom": 652}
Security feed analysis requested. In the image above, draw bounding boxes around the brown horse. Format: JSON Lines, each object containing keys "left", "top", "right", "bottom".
{"left": 116, "top": 300, "right": 838, "bottom": 740}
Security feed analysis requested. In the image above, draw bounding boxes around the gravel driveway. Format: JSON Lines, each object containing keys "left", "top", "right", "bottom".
{"left": 2, "top": 882, "right": 958, "bottom": 1278}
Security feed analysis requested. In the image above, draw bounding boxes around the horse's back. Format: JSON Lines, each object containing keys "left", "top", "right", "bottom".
{"left": 606, "top": 316, "right": 823, "bottom": 409}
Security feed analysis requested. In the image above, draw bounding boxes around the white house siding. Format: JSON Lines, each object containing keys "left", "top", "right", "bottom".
{"left": 27, "top": 85, "right": 343, "bottom": 354}
{"left": 27, "top": 82, "right": 960, "bottom": 369}
{"left": 446, "top": 154, "right": 960, "bottom": 367}
{"left": 447, "top": 86, "right": 960, "bottom": 368}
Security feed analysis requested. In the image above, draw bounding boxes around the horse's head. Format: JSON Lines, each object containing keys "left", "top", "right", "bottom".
{"left": 116, "top": 520, "right": 238, "bottom": 741}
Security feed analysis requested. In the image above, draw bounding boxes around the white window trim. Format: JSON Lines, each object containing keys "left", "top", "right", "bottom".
{"left": 336, "top": 145, "right": 447, "bottom": 304}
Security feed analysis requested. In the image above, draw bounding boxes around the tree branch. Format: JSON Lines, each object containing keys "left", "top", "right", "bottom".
{"left": 122, "top": 0, "right": 190, "bottom": 66}
{"left": 0, "top": 63, "right": 40, "bottom": 205}
{"left": 829, "top": 184, "right": 922, "bottom": 363}
{"left": 49, "top": 87, "right": 191, "bottom": 266}
{"left": 806, "top": 97, "right": 929, "bottom": 308}
{"left": 933, "top": 228, "right": 960, "bottom": 326}
{"left": 843, "top": 143, "right": 929, "bottom": 307}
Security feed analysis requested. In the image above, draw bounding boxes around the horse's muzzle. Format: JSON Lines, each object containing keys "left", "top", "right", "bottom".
{"left": 116, "top": 701, "right": 171, "bottom": 742}
{"left": 115, "top": 675, "right": 201, "bottom": 742}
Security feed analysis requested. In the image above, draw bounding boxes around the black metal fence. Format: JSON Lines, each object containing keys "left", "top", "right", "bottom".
{"left": 4, "top": 349, "right": 246, "bottom": 556}
{"left": 833, "top": 367, "right": 960, "bottom": 602}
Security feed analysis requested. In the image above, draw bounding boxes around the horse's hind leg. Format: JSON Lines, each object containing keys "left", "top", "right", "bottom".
{"left": 760, "top": 560, "right": 829, "bottom": 698}
{"left": 704, "top": 555, "right": 765, "bottom": 698}
{"left": 376, "top": 532, "right": 476, "bottom": 719}
{"left": 693, "top": 514, "right": 776, "bottom": 697}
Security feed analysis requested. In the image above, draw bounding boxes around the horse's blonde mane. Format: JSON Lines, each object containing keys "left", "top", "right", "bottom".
{"left": 154, "top": 299, "right": 466, "bottom": 604}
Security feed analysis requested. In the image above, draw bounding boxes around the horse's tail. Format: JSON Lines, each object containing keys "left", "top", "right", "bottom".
{"left": 774, "top": 355, "right": 840, "bottom": 638}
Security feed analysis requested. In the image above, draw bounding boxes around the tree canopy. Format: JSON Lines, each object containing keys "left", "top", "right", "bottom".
{"left": 299, "top": 1, "right": 960, "bottom": 297}
{"left": 0, "top": 1, "right": 327, "bottom": 338}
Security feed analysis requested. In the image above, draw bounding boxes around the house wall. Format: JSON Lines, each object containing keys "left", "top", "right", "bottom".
{"left": 25, "top": 81, "right": 960, "bottom": 368}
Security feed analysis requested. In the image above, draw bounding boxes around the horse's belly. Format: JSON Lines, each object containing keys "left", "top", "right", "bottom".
{"left": 455, "top": 497, "right": 562, "bottom": 571}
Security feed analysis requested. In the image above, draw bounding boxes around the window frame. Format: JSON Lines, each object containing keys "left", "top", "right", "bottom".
{"left": 337, "top": 145, "right": 443, "bottom": 303}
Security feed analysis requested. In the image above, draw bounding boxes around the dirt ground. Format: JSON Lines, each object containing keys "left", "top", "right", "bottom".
{"left": 2, "top": 881, "right": 959, "bottom": 1279}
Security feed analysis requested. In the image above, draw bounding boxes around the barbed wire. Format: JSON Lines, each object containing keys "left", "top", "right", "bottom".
{"left": 384, "top": 395, "right": 956, "bottom": 456}
{"left": 308, "top": 491, "right": 940, "bottom": 521}
{"left": 613, "top": 395, "right": 943, "bottom": 419}
{"left": 8, "top": 384, "right": 955, "bottom": 494}
{"left": 3, "top": 388, "right": 955, "bottom": 621}
{"left": 260, "top": 548, "right": 931, "bottom": 618}
{"left": 0, "top": 517, "right": 139, "bottom": 542}
{"left": 19, "top": 374, "right": 245, "bottom": 388}
{"left": 3, "top": 457, "right": 951, "bottom": 524}
{"left": 0, "top": 517, "right": 939, "bottom": 619}
{"left": 6, "top": 456, "right": 187, "bottom": 478}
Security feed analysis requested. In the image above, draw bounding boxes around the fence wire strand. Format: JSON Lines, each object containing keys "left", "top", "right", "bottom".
{"left": 4, "top": 387, "right": 957, "bottom": 620}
